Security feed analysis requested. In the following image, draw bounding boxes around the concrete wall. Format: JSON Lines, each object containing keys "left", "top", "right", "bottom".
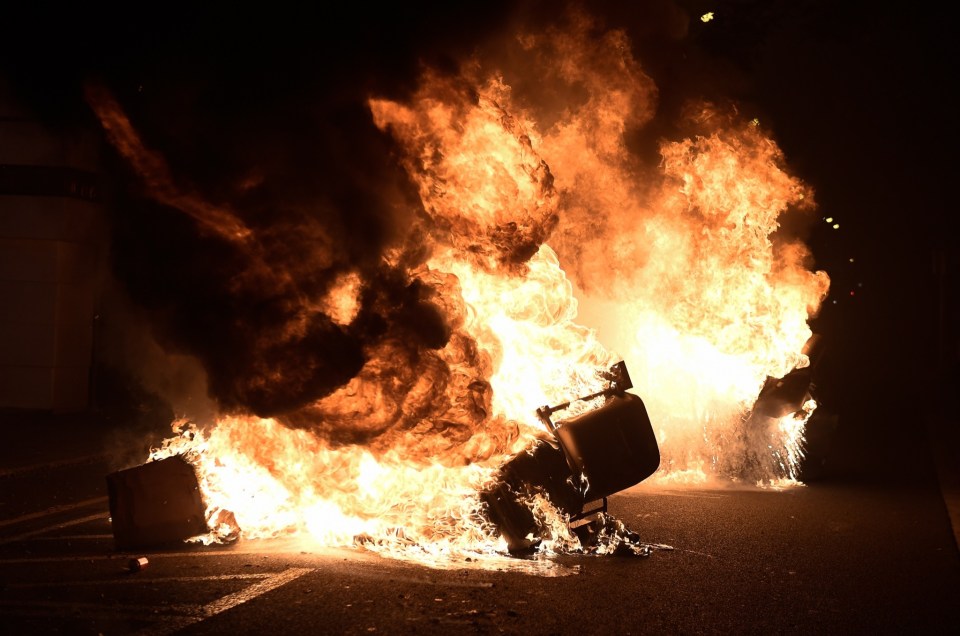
{"left": 0, "top": 82, "right": 105, "bottom": 411}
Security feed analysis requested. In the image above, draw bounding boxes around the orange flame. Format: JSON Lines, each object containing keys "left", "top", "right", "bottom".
{"left": 136, "top": 13, "right": 828, "bottom": 566}
{"left": 85, "top": 83, "right": 252, "bottom": 243}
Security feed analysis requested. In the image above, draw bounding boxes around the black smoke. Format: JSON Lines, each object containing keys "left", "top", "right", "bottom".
{"left": 0, "top": 1, "right": 809, "bottom": 425}
{"left": 1, "top": 3, "right": 520, "bottom": 422}
{"left": 4, "top": 1, "right": 952, "bottom": 466}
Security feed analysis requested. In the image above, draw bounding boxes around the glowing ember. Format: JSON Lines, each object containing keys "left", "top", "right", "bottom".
{"left": 102, "top": 10, "right": 829, "bottom": 568}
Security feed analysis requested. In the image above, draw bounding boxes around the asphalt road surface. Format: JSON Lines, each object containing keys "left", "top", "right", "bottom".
{"left": 1, "top": 410, "right": 958, "bottom": 635}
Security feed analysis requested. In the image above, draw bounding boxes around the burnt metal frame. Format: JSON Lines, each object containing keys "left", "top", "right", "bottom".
{"left": 534, "top": 361, "right": 634, "bottom": 526}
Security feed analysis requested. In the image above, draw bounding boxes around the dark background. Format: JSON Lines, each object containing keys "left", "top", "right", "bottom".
{"left": 1, "top": 0, "right": 956, "bottom": 480}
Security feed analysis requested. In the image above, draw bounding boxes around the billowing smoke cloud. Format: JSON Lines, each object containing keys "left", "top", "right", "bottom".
{"left": 4, "top": 2, "right": 828, "bottom": 482}
{"left": 65, "top": 3, "right": 530, "bottom": 455}
{"left": 86, "top": 84, "right": 385, "bottom": 417}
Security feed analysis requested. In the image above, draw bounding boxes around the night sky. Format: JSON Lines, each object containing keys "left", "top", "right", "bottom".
{"left": 2, "top": 1, "right": 956, "bottom": 451}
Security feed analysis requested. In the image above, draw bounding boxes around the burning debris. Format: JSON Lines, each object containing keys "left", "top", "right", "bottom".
{"left": 482, "top": 362, "right": 658, "bottom": 554}
{"left": 108, "top": 362, "right": 661, "bottom": 558}
{"left": 737, "top": 335, "right": 838, "bottom": 484}
{"left": 92, "top": 8, "right": 830, "bottom": 569}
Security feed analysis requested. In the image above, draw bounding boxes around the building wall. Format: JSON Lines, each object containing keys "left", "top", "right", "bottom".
{"left": 0, "top": 81, "right": 105, "bottom": 411}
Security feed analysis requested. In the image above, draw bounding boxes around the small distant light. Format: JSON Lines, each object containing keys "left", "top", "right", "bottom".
{"left": 750, "top": 117, "right": 760, "bottom": 127}
{"left": 832, "top": 223, "right": 840, "bottom": 229}
{"left": 701, "top": 12, "right": 715, "bottom": 23}
{"left": 849, "top": 258, "right": 855, "bottom": 263}
{"left": 825, "top": 217, "right": 834, "bottom": 223}
{"left": 832, "top": 300, "right": 837, "bottom": 304}
{"left": 850, "top": 290, "right": 855, "bottom": 296}
{"left": 858, "top": 282, "right": 863, "bottom": 287}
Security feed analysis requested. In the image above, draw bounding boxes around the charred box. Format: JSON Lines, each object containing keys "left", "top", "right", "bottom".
{"left": 106, "top": 455, "right": 208, "bottom": 550}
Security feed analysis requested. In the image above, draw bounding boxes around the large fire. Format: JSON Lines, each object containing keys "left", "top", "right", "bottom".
{"left": 94, "top": 11, "right": 828, "bottom": 566}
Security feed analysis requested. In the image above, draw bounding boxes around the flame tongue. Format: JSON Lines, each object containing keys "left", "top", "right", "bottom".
{"left": 137, "top": 12, "right": 828, "bottom": 565}
{"left": 369, "top": 73, "right": 560, "bottom": 272}
{"left": 153, "top": 419, "right": 503, "bottom": 554}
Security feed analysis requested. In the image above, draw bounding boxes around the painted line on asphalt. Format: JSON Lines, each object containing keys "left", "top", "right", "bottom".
{"left": 31, "top": 533, "right": 114, "bottom": 541}
{"left": 0, "top": 548, "right": 304, "bottom": 565}
{"left": 0, "top": 496, "right": 108, "bottom": 528}
{"left": 138, "top": 568, "right": 315, "bottom": 635}
{"left": 0, "top": 599, "right": 200, "bottom": 619}
{"left": 197, "top": 567, "right": 313, "bottom": 616}
{"left": 0, "top": 568, "right": 315, "bottom": 634}
{"left": 0, "top": 512, "right": 109, "bottom": 545}
{"left": 0, "top": 453, "right": 106, "bottom": 478}
{"left": 6, "top": 573, "right": 273, "bottom": 588}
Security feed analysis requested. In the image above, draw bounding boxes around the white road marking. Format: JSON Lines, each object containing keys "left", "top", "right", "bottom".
{"left": 137, "top": 568, "right": 315, "bottom": 635}
{"left": 0, "top": 599, "right": 197, "bottom": 622}
{"left": 0, "top": 549, "right": 306, "bottom": 565}
{"left": 0, "top": 496, "right": 108, "bottom": 528}
{"left": 30, "top": 533, "right": 114, "bottom": 541}
{"left": 197, "top": 567, "right": 312, "bottom": 616}
{"left": 0, "top": 567, "right": 315, "bottom": 634}
{"left": 0, "top": 599, "right": 201, "bottom": 618}
{"left": 6, "top": 573, "right": 272, "bottom": 588}
{"left": 0, "top": 512, "right": 109, "bottom": 545}
{"left": 0, "top": 453, "right": 105, "bottom": 478}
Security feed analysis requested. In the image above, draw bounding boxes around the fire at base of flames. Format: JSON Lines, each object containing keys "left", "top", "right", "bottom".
{"left": 101, "top": 9, "right": 830, "bottom": 570}
{"left": 148, "top": 375, "right": 667, "bottom": 564}
{"left": 142, "top": 356, "right": 818, "bottom": 567}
